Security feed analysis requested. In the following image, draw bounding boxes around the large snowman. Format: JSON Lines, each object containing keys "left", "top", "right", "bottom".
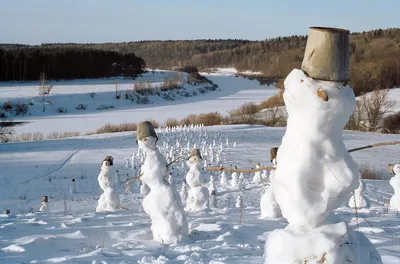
{"left": 185, "top": 148, "right": 210, "bottom": 212}
{"left": 265, "top": 27, "right": 382, "bottom": 263}
{"left": 96, "top": 156, "right": 121, "bottom": 212}
{"left": 389, "top": 164, "right": 400, "bottom": 210}
{"left": 137, "top": 121, "right": 188, "bottom": 244}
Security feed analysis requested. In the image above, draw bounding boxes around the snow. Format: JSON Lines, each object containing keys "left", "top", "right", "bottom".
{"left": 0, "top": 125, "right": 399, "bottom": 262}
{"left": 185, "top": 154, "right": 210, "bottom": 212}
{"left": 266, "top": 69, "right": 382, "bottom": 263}
{"left": 349, "top": 180, "right": 370, "bottom": 209}
{"left": 0, "top": 70, "right": 278, "bottom": 134}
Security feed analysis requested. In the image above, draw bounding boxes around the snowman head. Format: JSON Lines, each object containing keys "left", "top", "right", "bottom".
{"left": 136, "top": 121, "right": 158, "bottom": 148}
{"left": 394, "top": 164, "right": 400, "bottom": 175}
{"left": 283, "top": 69, "right": 355, "bottom": 134}
{"left": 187, "top": 155, "right": 202, "bottom": 167}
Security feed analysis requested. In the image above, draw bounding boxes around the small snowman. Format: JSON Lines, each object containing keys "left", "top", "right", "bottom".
{"left": 208, "top": 175, "right": 217, "bottom": 196}
{"left": 220, "top": 171, "right": 229, "bottom": 186}
{"left": 69, "top": 179, "right": 77, "bottom": 195}
{"left": 39, "top": 195, "right": 49, "bottom": 213}
{"left": 185, "top": 148, "right": 210, "bottom": 212}
{"left": 348, "top": 178, "right": 370, "bottom": 209}
{"left": 389, "top": 164, "right": 400, "bottom": 210}
{"left": 253, "top": 162, "right": 262, "bottom": 183}
{"left": 235, "top": 193, "right": 243, "bottom": 209}
{"left": 96, "top": 156, "right": 121, "bottom": 212}
{"left": 238, "top": 173, "right": 245, "bottom": 190}
{"left": 231, "top": 166, "right": 239, "bottom": 187}
{"left": 137, "top": 121, "right": 188, "bottom": 244}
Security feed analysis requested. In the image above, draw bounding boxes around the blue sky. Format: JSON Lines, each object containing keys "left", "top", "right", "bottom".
{"left": 1, "top": 0, "right": 399, "bottom": 45}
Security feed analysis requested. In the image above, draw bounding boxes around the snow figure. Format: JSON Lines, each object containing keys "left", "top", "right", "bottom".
{"left": 125, "top": 158, "right": 130, "bottom": 168}
{"left": 180, "top": 179, "right": 189, "bottom": 204}
{"left": 261, "top": 170, "right": 268, "bottom": 182}
{"left": 114, "top": 170, "right": 121, "bottom": 187}
{"left": 208, "top": 175, "right": 217, "bottom": 196}
{"left": 39, "top": 195, "right": 49, "bottom": 213}
{"left": 124, "top": 174, "right": 134, "bottom": 195}
{"left": 265, "top": 27, "right": 381, "bottom": 264}
{"left": 137, "top": 121, "right": 188, "bottom": 244}
{"left": 253, "top": 163, "right": 262, "bottom": 183}
{"left": 140, "top": 181, "right": 150, "bottom": 197}
{"left": 389, "top": 164, "right": 400, "bottom": 210}
{"left": 231, "top": 167, "right": 238, "bottom": 187}
{"left": 185, "top": 148, "right": 210, "bottom": 212}
{"left": 168, "top": 172, "right": 174, "bottom": 186}
{"left": 260, "top": 152, "right": 282, "bottom": 219}
{"left": 233, "top": 141, "right": 237, "bottom": 147}
{"left": 237, "top": 173, "right": 245, "bottom": 190}
{"left": 235, "top": 193, "right": 243, "bottom": 209}
{"left": 348, "top": 179, "right": 370, "bottom": 209}
{"left": 69, "top": 179, "right": 76, "bottom": 195}
{"left": 96, "top": 156, "right": 121, "bottom": 212}
{"left": 220, "top": 171, "right": 229, "bottom": 186}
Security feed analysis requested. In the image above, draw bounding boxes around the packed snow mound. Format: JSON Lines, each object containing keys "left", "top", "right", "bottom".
{"left": 185, "top": 158, "right": 210, "bottom": 212}
{"left": 266, "top": 219, "right": 382, "bottom": 264}
{"left": 272, "top": 69, "right": 360, "bottom": 228}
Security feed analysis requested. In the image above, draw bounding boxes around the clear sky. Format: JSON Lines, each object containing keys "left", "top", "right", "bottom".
{"left": 1, "top": 0, "right": 399, "bottom": 45}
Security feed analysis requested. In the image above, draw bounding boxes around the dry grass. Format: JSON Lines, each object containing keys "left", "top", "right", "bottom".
{"left": 9, "top": 131, "right": 81, "bottom": 142}
{"left": 359, "top": 163, "right": 386, "bottom": 180}
{"left": 89, "top": 123, "right": 138, "bottom": 134}
{"left": 228, "top": 102, "right": 260, "bottom": 117}
{"left": 258, "top": 92, "right": 284, "bottom": 109}
{"left": 165, "top": 118, "right": 180, "bottom": 127}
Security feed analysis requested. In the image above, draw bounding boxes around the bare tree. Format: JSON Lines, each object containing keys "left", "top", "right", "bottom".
{"left": 360, "top": 89, "right": 395, "bottom": 131}
{"left": 0, "top": 120, "right": 14, "bottom": 143}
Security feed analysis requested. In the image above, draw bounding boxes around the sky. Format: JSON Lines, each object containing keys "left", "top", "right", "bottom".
{"left": 1, "top": 0, "right": 399, "bottom": 45}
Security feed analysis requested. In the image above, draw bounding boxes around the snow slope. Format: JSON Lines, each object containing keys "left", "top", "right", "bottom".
{"left": 0, "top": 71, "right": 278, "bottom": 134}
{"left": 0, "top": 125, "right": 399, "bottom": 263}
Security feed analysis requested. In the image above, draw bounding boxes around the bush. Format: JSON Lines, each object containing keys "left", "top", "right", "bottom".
{"left": 229, "top": 102, "right": 260, "bottom": 116}
{"left": 359, "top": 163, "right": 385, "bottom": 180}
{"left": 2, "top": 101, "right": 13, "bottom": 112}
{"left": 0, "top": 111, "right": 5, "bottom": 118}
{"left": 14, "top": 103, "right": 28, "bottom": 115}
{"left": 134, "top": 80, "right": 154, "bottom": 95}
{"left": 258, "top": 92, "right": 284, "bottom": 109}
{"left": 160, "top": 76, "right": 181, "bottom": 91}
{"left": 181, "top": 112, "right": 223, "bottom": 126}
{"left": 165, "top": 118, "right": 180, "bottom": 127}
{"left": 90, "top": 122, "right": 138, "bottom": 134}
{"left": 76, "top": 104, "right": 87, "bottom": 111}
{"left": 96, "top": 104, "right": 115, "bottom": 110}
{"left": 382, "top": 111, "right": 400, "bottom": 133}
{"left": 56, "top": 107, "right": 68, "bottom": 113}
{"left": 179, "top": 65, "right": 199, "bottom": 74}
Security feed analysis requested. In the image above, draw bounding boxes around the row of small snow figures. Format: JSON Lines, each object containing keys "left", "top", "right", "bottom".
{"left": 4, "top": 195, "right": 50, "bottom": 215}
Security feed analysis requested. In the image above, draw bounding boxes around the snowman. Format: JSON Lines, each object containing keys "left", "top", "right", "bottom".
{"left": 238, "top": 173, "right": 245, "bottom": 190}
{"left": 185, "top": 148, "right": 210, "bottom": 212}
{"left": 348, "top": 178, "right": 370, "bottom": 209}
{"left": 265, "top": 27, "right": 381, "bottom": 264}
{"left": 389, "top": 164, "right": 400, "bottom": 210}
{"left": 231, "top": 166, "right": 239, "bottom": 187}
{"left": 96, "top": 156, "right": 121, "bottom": 212}
{"left": 252, "top": 162, "right": 262, "bottom": 183}
{"left": 38, "top": 195, "right": 49, "bottom": 213}
{"left": 260, "top": 149, "right": 282, "bottom": 219}
{"left": 220, "top": 171, "right": 229, "bottom": 186}
{"left": 137, "top": 121, "right": 188, "bottom": 244}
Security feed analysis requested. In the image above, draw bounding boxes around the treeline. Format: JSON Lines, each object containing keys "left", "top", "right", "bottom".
{"left": 5, "top": 28, "right": 400, "bottom": 95}
{"left": 0, "top": 47, "right": 146, "bottom": 82}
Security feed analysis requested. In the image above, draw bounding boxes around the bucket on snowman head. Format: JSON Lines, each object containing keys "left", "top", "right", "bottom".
{"left": 301, "top": 27, "right": 350, "bottom": 83}
{"left": 4, "top": 209, "right": 10, "bottom": 215}
{"left": 189, "top": 148, "right": 202, "bottom": 159}
{"left": 42, "top": 195, "right": 48, "bottom": 203}
{"left": 136, "top": 121, "right": 158, "bottom": 144}
{"left": 103, "top": 156, "right": 114, "bottom": 166}
{"left": 270, "top": 147, "right": 279, "bottom": 162}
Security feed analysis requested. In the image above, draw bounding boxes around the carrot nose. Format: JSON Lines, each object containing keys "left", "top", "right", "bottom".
{"left": 317, "top": 88, "right": 329, "bottom": 102}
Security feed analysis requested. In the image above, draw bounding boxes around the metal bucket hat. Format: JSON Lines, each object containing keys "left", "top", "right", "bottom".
{"left": 301, "top": 27, "right": 350, "bottom": 82}
{"left": 270, "top": 147, "right": 279, "bottom": 162}
{"left": 103, "top": 155, "right": 114, "bottom": 166}
{"left": 136, "top": 121, "right": 158, "bottom": 144}
{"left": 189, "top": 148, "right": 202, "bottom": 159}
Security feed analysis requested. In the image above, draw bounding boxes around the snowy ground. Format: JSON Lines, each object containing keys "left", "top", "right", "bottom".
{"left": 1, "top": 125, "right": 399, "bottom": 263}
{"left": 0, "top": 70, "right": 278, "bottom": 134}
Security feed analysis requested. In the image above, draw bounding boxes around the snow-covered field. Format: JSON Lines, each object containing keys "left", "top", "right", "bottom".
{"left": 0, "top": 70, "right": 278, "bottom": 134}
{"left": 1, "top": 125, "right": 399, "bottom": 263}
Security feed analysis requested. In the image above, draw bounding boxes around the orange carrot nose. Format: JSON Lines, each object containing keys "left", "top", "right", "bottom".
{"left": 317, "top": 88, "right": 329, "bottom": 102}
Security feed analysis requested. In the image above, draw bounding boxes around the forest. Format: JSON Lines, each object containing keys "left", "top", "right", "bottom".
{"left": 0, "top": 47, "right": 146, "bottom": 82}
